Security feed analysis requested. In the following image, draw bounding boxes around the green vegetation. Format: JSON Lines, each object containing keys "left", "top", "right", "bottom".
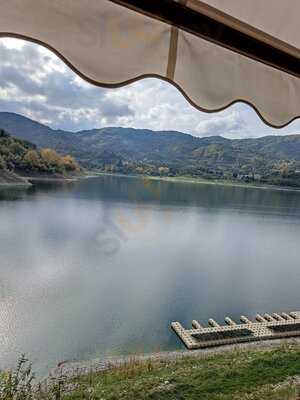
{"left": 98, "top": 137, "right": 300, "bottom": 188}
{"left": 0, "top": 355, "right": 63, "bottom": 400}
{"left": 0, "top": 355, "right": 35, "bottom": 400}
{"left": 1, "top": 345, "right": 300, "bottom": 399}
{"left": 1, "top": 112, "right": 300, "bottom": 188}
{"left": 0, "top": 129, "right": 81, "bottom": 183}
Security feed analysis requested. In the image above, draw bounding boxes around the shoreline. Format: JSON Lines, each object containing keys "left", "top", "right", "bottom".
{"left": 2, "top": 171, "right": 299, "bottom": 193}
{"left": 0, "top": 181, "right": 32, "bottom": 189}
{"left": 21, "top": 172, "right": 98, "bottom": 183}
{"left": 26, "top": 176, "right": 80, "bottom": 183}
{"left": 0, "top": 173, "right": 93, "bottom": 188}
{"left": 94, "top": 172, "right": 300, "bottom": 193}
{"left": 49, "top": 337, "right": 300, "bottom": 381}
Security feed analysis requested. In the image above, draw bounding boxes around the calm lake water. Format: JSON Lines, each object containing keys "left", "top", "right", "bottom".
{"left": 1, "top": 175, "right": 300, "bottom": 372}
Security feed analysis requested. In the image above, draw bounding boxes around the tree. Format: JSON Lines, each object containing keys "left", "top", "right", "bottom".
{"left": 24, "top": 150, "right": 41, "bottom": 170}
{"left": 62, "top": 155, "right": 79, "bottom": 171}
{"left": 40, "top": 148, "right": 61, "bottom": 165}
{"left": 0, "top": 155, "right": 6, "bottom": 170}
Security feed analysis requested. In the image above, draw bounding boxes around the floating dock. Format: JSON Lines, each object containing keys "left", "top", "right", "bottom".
{"left": 171, "top": 311, "right": 300, "bottom": 349}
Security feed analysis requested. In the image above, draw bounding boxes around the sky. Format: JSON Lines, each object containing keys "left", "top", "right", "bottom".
{"left": 0, "top": 37, "right": 299, "bottom": 139}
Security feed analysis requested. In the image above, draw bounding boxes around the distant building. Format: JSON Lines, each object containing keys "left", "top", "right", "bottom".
{"left": 237, "top": 173, "right": 261, "bottom": 181}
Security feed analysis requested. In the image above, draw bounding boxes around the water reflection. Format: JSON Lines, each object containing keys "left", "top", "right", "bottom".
{"left": 0, "top": 175, "right": 300, "bottom": 373}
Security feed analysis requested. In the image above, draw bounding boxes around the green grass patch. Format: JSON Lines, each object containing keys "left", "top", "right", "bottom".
{"left": 1, "top": 345, "right": 299, "bottom": 399}
{"left": 63, "top": 344, "right": 300, "bottom": 400}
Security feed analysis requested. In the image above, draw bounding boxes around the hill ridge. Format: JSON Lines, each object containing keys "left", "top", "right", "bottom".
{"left": 0, "top": 112, "right": 299, "bottom": 187}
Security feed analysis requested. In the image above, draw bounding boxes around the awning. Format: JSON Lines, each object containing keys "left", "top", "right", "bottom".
{"left": 0, "top": 0, "right": 299, "bottom": 128}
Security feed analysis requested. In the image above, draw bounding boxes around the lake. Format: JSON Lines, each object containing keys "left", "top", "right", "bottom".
{"left": 0, "top": 175, "right": 300, "bottom": 372}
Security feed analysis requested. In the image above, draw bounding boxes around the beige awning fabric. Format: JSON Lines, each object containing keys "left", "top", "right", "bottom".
{"left": 190, "top": 0, "right": 300, "bottom": 50}
{"left": 0, "top": 0, "right": 299, "bottom": 128}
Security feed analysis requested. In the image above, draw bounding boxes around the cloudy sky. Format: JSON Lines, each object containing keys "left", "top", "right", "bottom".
{"left": 0, "top": 37, "right": 299, "bottom": 139}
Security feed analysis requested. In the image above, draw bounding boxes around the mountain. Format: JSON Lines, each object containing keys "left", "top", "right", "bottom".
{"left": 0, "top": 112, "right": 300, "bottom": 186}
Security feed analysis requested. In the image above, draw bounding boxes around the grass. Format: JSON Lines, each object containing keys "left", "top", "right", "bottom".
{"left": 63, "top": 344, "right": 300, "bottom": 400}
{"left": 1, "top": 344, "right": 300, "bottom": 399}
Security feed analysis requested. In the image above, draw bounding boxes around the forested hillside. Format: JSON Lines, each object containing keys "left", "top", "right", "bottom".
{"left": 0, "top": 112, "right": 300, "bottom": 187}
{"left": 0, "top": 129, "right": 80, "bottom": 183}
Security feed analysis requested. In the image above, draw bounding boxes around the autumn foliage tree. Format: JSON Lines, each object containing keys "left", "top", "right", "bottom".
{"left": 0, "top": 129, "right": 81, "bottom": 176}
{"left": 24, "top": 148, "right": 80, "bottom": 174}
{"left": 23, "top": 150, "right": 41, "bottom": 169}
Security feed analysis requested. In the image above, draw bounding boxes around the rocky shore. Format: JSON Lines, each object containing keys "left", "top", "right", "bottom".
{"left": 0, "top": 170, "right": 31, "bottom": 187}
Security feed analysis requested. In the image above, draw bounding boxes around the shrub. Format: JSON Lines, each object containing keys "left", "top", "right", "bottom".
{"left": 0, "top": 354, "right": 35, "bottom": 400}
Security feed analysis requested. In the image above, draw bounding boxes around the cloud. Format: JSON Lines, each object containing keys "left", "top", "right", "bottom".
{"left": 195, "top": 111, "right": 248, "bottom": 137}
{"left": 0, "top": 39, "right": 133, "bottom": 131}
{"left": 0, "top": 38, "right": 299, "bottom": 137}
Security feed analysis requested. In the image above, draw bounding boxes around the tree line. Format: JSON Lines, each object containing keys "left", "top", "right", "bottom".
{"left": 0, "top": 129, "right": 80, "bottom": 176}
